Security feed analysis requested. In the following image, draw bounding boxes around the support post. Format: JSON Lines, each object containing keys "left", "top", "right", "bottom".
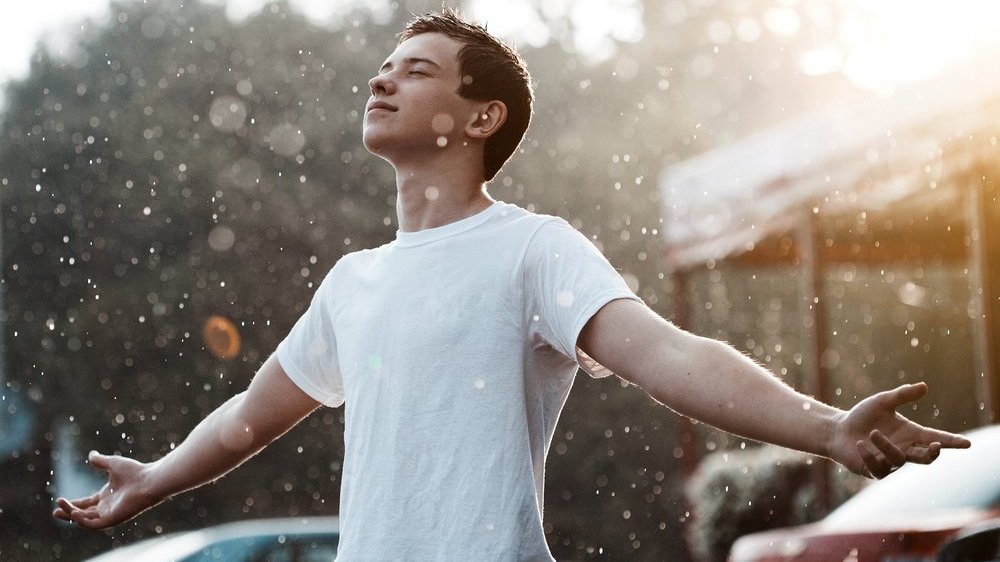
{"left": 966, "top": 171, "right": 998, "bottom": 424}
{"left": 671, "top": 268, "right": 702, "bottom": 479}
{"left": 795, "top": 208, "right": 831, "bottom": 512}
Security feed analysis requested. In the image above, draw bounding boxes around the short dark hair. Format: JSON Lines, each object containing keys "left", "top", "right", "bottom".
{"left": 399, "top": 8, "right": 533, "bottom": 181}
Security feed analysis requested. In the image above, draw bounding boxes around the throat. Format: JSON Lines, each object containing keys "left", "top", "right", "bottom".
{"left": 396, "top": 184, "right": 493, "bottom": 232}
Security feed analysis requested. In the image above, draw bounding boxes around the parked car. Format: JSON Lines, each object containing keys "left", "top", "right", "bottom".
{"left": 937, "top": 519, "right": 1000, "bottom": 562}
{"left": 81, "top": 516, "right": 340, "bottom": 562}
{"left": 729, "top": 424, "right": 1000, "bottom": 562}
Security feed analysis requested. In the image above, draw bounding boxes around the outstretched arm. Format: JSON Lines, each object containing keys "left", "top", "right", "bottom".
{"left": 578, "top": 298, "right": 971, "bottom": 479}
{"left": 52, "top": 354, "right": 320, "bottom": 529}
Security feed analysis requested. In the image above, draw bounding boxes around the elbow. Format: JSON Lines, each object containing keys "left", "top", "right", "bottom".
{"left": 218, "top": 391, "right": 261, "bottom": 453}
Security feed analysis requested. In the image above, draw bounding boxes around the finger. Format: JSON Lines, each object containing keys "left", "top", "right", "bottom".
{"left": 59, "top": 493, "right": 100, "bottom": 511}
{"left": 881, "top": 382, "right": 928, "bottom": 408}
{"left": 870, "top": 430, "right": 906, "bottom": 467}
{"left": 920, "top": 429, "right": 971, "bottom": 449}
{"left": 88, "top": 450, "right": 111, "bottom": 471}
{"left": 57, "top": 497, "right": 80, "bottom": 515}
{"left": 857, "top": 440, "right": 893, "bottom": 479}
{"left": 67, "top": 509, "right": 102, "bottom": 529}
{"left": 906, "top": 441, "right": 942, "bottom": 464}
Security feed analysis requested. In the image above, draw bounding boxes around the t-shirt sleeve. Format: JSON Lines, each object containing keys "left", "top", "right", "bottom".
{"left": 523, "top": 219, "right": 642, "bottom": 378}
{"left": 275, "top": 270, "right": 345, "bottom": 407}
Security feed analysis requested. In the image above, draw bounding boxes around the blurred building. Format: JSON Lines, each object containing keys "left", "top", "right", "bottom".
{"left": 659, "top": 63, "right": 1000, "bottom": 503}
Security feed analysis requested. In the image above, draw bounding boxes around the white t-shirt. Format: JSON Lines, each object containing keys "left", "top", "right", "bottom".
{"left": 276, "top": 201, "right": 639, "bottom": 561}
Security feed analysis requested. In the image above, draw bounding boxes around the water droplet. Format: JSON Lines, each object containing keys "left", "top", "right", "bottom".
{"left": 208, "top": 96, "right": 246, "bottom": 132}
{"left": 267, "top": 123, "right": 306, "bottom": 156}
{"left": 556, "top": 290, "right": 575, "bottom": 307}
{"left": 431, "top": 113, "right": 454, "bottom": 134}
{"left": 208, "top": 225, "right": 235, "bottom": 252}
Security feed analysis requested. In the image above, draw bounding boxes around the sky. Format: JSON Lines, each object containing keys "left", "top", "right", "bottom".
{"left": 3, "top": 1, "right": 1000, "bottom": 104}
{"left": 0, "top": 0, "right": 643, "bottom": 87}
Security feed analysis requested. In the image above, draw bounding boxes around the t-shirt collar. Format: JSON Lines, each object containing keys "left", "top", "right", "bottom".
{"left": 393, "top": 201, "right": 503, "bottom": 248}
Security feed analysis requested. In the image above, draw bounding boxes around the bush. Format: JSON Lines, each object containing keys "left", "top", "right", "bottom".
{"left": 683, "top": 445, "right": 829, "bottom": 562}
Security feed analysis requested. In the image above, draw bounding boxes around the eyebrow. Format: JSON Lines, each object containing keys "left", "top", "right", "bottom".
{"left": 379, "top": 57, "right": 441, "bottom": 72}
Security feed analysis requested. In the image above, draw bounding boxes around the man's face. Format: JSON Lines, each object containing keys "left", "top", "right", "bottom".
{"left": 363, "top": 33, "right": 479, "bottom": 159}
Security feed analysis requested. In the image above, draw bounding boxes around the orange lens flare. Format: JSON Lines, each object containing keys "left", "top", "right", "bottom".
{"left": 202, "top": 315, "right": 241, "bottom": 360}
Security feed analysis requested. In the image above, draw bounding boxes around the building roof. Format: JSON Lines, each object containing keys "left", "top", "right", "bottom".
{"left": 658, "top": 64, "right": 1000, "bottom": 271}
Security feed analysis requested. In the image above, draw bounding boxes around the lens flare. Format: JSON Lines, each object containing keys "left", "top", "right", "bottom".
{"left": 202, "top": 315, "right": 241, "bottom": 361}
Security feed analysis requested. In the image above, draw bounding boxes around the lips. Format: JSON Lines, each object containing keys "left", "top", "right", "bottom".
{"left": 366, "top": 100, "right": 398, "bottom": 113}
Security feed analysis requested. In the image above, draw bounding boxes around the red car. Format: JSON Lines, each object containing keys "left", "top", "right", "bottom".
{"left": 729, "top": 424, "right": 1000, "bottom": 562}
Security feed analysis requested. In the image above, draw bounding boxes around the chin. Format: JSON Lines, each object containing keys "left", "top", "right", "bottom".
{"left": 362, "top": 129, "right": 388, "bottom": 155}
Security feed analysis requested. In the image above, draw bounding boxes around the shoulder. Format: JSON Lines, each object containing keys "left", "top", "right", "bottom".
{"left": 491, "top": 202, "right": 573, "bottom": 239}
{"left": 315, "top": 247, "right": 382, "bottom": 289}
{"left": 331, "top": 243, "right": 392, "bottom": 273}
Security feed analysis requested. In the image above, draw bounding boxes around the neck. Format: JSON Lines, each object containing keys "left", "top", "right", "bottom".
{"left": 392, "top": 160, "right": 494, "bottom": 232}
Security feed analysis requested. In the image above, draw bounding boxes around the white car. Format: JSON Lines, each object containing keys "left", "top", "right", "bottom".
{"left": 82, "top": 517, "right": 340, "bottom": 562}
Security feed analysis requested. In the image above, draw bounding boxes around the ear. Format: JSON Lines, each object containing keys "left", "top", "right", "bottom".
{"left": 465, "top": 100, "right": 507, "bottom": 140}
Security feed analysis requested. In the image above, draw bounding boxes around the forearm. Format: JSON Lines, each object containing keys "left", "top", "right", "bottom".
{"left": 141, "top": 391, "right": 271, "bottom": 503}
{"left": 630, "top": 333, "right": 842, "bottom": 457}
{"left": 580, "top": 299, "right": 970, "bottom": 479}
{"left": 581, "top": 300, "right": 843, "bottom": 456}
{"left": 140, "top": 354, "right": 319, "bottom": 504}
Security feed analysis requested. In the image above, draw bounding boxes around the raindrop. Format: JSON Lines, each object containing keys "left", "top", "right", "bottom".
{"left": 208, "top": 225, "right": 236, "bottom": 252}
{"left": 556, "top": 290, "right": 575, "bottom": 307}
{"left": 236, "top": 79, "right": 253, "bottom": 96}
{"left": 209, "top": 96, "right": 247, "bottom": 132}
{"left": 228, "top": 158, "right": 262, "bottom": 189}
{"left": 431, "top": 113, "right": 454, "bottom": 134}
{"left": 266, "top": 123, "right": 306, "bottom": 156}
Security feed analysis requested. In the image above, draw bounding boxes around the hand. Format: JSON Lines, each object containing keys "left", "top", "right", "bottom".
{"left": 827, "top": 383, "right": 971, "bottom": 479}
{"left": 52, "top": 451, "right": 159, "bottom": 530}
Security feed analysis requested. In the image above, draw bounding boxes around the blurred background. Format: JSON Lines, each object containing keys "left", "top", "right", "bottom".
{"left": 1, "top": 0, "right": 999, "bottom": 560}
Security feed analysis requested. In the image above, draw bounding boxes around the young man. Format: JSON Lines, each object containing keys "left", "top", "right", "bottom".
{"left": 54, "top": 9, "right": 971, "bottom": 561}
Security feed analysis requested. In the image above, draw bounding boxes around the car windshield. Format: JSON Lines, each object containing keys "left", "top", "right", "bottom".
{"left": 176, "top": 532, "right": 339, "bottom": 562}
{"left": 825, "top": 426, "right": 1000, "bottom": 524}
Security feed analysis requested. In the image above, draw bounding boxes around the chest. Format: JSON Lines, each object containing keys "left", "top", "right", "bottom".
{"left": 331, "top": 247, "right": 524, "bottom": 371}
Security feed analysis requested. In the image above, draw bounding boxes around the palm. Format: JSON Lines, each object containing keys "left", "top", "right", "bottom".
{"left": 52, "top": 453, "right": 153, "bottom": 530}
{"left": 829, "top": 383, "right": 970, "bottom": 478}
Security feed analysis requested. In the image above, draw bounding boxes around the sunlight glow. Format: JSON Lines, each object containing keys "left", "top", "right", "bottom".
{"left": 468, "top": 0, "right": 644, "bottom": 60}
{"left": 837, "top": 0, "right": 1000, "bottom": 91}
{"left": 5, "top": 0, "right": 1000, "bottom": 97}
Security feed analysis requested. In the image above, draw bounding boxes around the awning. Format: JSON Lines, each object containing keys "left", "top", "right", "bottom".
{"left": 658, "top": 64, "right": 1000, "bottom": 271}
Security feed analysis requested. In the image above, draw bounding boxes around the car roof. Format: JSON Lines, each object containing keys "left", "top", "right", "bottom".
{"left": 823, "top": 424, "right": 1000, "bottom": 527}
{"left": 83, "top": 516, "right": 340, "bottom": 562}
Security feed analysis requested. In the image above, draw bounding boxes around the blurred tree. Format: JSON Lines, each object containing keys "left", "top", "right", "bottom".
{"left": 1, "top": 0, "right": 395, "bottom": 557}
{"left": 0, "top": 0, "right": 872, "bottom": 560}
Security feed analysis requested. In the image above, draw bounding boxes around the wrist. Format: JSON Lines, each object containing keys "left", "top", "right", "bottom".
{"left": 139, "top": 459, "right": 171, "bottom": 505}
{"left": 820, "top": 409, "right": 847, "bottom": 461}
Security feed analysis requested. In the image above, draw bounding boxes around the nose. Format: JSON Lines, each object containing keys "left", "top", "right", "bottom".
{"left": 369, "top": 73, "right": 393, "bottom": 96}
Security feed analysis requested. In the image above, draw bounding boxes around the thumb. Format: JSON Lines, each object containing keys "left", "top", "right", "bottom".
{"left": 884, "top": 382, "right": 928, "bottom": 407}
{"left": 88, "top": 450, "right": 112, "bottom": 471}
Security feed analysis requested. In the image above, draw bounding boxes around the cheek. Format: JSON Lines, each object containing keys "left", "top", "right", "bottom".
{"left": 430, "top": 113, "right": 455, "bottom": 134}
